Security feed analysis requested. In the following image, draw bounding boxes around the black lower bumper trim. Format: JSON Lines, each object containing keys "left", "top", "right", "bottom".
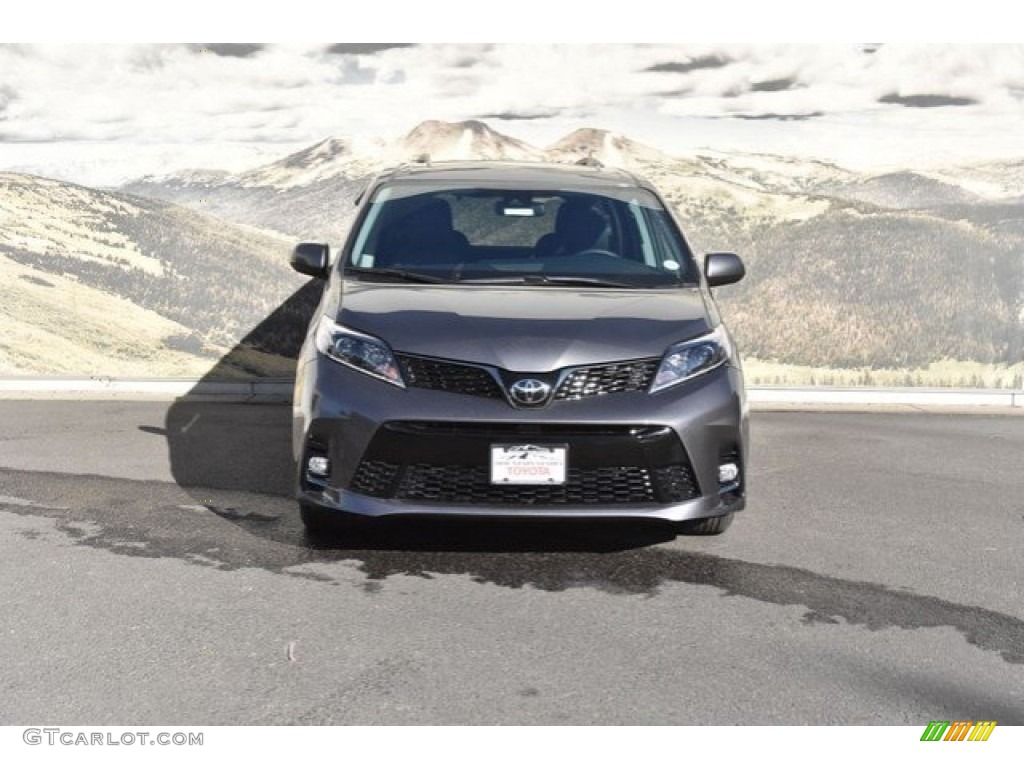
{"left": 344, "top": 421, "right": 701, "bottom": 506}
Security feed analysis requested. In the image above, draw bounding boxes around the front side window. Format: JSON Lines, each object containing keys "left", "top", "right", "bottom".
{"left": 345, "top": 183, "right": 697, "bottom": 288}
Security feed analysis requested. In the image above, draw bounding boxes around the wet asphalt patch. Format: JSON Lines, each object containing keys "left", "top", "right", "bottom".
{"left": 2, "top": 466, "right": 1022, "bottom": 666}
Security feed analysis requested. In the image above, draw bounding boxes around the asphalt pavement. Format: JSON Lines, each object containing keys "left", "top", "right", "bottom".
{"left": 0, "top": 401, "right": 1021, "bottom": 724}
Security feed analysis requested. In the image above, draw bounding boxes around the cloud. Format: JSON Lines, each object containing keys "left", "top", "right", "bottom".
{"left": 656, "top": 88, "right": 692, "bottom": 98}
{"left": 726, "top": 111, "right": 823, "bottom": 121}
{"left": 749, "top": 77, "right": 800, "bottom": 93}
{"left": 189, "top": 44, "right": 265, "bottom": 58}
{"left": 478, "top": 110, "right": 558, "bottom": 121}
{"left": 335, "top": 58, "right": 378, "bottom": 86}
{"left": 1, "top": 43, "right": 1023, "bottom": 179}
{"left": 878, "top": 93, "right": 978, "bottom": 108}
{"left": 325, "top": 44, "right": 415, "bottom": 55}
{"left": 644, "top": 56, "right": 730, "bottom": 74}
{"left": 0, "top": 85, "right": 15, "bottom": 117}
{"left": 867, "top": 44, "right": 1024, "bottom": 109}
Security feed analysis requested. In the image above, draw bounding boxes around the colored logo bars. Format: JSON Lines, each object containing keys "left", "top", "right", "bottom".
{"left": 920, "top": 721, "right": 997, "bottom": 742}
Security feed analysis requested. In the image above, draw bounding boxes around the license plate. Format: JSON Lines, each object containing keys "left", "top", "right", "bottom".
{"left": 490, "top": 444, "right": 568, "bottom": 485}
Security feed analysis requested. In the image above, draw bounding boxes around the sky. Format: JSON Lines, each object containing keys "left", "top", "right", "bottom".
{"left": 1, "top": 42, "right": 1023, "bottom": 186}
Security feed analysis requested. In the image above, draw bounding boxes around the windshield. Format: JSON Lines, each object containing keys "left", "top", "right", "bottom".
{"left": 343, "top": 182, "right": 698, "bottom": 287}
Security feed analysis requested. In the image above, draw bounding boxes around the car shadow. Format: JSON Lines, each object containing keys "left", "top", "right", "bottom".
{"left": 162, "top": 279, "right": 320, "bottom": 498}
{"left": 303, "top": 516, "right": 675, "bottom": 553}
{"left": 160, "top": 278, "right": 676, "bottom": 555}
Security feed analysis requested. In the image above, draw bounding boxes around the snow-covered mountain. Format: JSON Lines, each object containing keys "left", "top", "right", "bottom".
{"left": 391, "top": 120, "right": 543, "bottom": 163}
{"left": 232, "top": 136, "right": 388, "bottom": 189}
{"left": 125, "top": 118, "right": 1024, "bottom": 247}
{"left": 119, "top": 118, "right": 1024, "bottom": 247}
{"left": 123, "top": 120, "right": 546, "bottom": 239}
{"left": 236, "top": 137, "right": 355, "bottom": 187}
{"left": 546, "top": 128, "right": 671, "bottom": 168}
{"left": 122, "top": 120, "right": 844, "bottom": 241}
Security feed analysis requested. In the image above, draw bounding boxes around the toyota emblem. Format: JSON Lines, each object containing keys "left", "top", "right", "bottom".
{"left": 509, "top": 378, "right": 552, "bottom": 406}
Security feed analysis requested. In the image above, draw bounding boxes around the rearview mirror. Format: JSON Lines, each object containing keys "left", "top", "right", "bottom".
{"left": 290, "top": 243, "right": 330, "bottom": 280}
{"left": 704, "top": 252, "right": 745, "bottom": 287}
{"left": 495, "top": 199, "right": 545, "bottom": 217}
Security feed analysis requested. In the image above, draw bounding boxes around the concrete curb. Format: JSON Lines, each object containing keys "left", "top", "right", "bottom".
{"left": 0, "top": 377, "right": 293, "bottom": 400}
{"left": 0, "top": 378, "right": 1020, "bottom": 408}
{"left": 750, "top": 386, "right": 1023, "bottom": 408}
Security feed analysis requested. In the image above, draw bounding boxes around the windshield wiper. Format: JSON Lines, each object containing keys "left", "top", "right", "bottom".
{"left": 344, "top": 267, "right": 449, "bottom": 284}
{"left": 460, "top": 275, "right": 639, "bottom": 289}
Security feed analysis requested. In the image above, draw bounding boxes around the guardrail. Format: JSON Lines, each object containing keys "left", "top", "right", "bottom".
{"left": 0, "top": 377, "right": 1020, "bottom": 407}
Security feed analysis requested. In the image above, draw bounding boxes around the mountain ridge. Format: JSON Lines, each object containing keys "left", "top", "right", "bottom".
{"left": 5, "top": 118, "right": 1021, "bottom": 376}
{"left": 118, "top": 119, "right": 1024, "bottom": 371}
{"left": 125, "top": 119, "right": 1024, "bottom": 201}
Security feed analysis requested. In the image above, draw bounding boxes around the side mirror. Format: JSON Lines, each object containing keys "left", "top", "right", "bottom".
{"left": 290, "top": 243, "right": 330, "bottom": 279}
{"left": 704, "top": 252, "right": 745, "bottom": 287}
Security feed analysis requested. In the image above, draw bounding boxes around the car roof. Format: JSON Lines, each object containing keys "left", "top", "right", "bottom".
{"left": 372, "top": 160, "right": 651, "bottom": 190}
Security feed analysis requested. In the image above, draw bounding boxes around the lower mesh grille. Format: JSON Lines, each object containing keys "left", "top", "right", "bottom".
{"left": 348, "top": 460, "right": 400, "bottom": 496}
{"left": 348, "top": 461, "right": 699, "bottom": 506}
{"left": 652, "top": 465, "right": 701, "bottom": 501}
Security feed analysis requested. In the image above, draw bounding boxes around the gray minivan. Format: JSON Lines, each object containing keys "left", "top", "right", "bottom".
{"left": 289, "top": 161, "right": 748, "bottom": 536}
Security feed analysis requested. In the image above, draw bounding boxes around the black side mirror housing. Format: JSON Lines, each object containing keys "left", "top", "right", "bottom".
{"left": 290, "top": 243, "right": 330, "bottom": 279}
{"left": 704, "top": 252, "right": 745, "bottom": 287}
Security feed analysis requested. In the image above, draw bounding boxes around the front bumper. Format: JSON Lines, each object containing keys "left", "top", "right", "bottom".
{"left": 293, "top": 354, "right": 748, "bottom": 523}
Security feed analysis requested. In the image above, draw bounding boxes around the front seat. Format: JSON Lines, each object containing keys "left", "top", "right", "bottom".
{"left": 376, "top": 199, "right": 469, "bottom": 267}
{"left": 534, "top": 200, "right": 606, "bottom": 258}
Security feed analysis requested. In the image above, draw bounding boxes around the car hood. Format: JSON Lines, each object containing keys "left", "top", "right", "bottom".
{"left": 336, "top": 283, "right": 711, "bottom": 371}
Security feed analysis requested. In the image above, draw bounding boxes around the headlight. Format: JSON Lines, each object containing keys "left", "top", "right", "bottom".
{"left": 650, "top": 326, "right": 731, "bottom": 393}
{"left": 315, "top": 316, "right": 405, "bottom": 388}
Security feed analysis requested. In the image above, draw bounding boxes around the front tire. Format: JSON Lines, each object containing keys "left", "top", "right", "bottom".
{"left": 675, "top": 512, "right": 733, "bottom": 536}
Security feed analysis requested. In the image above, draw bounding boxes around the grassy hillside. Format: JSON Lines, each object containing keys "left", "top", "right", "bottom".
{"left": 715, "top": 206, "right": 1021, "bottom": 368}
{"left": 0, "top": 173, "right": 307, "bottom": 376}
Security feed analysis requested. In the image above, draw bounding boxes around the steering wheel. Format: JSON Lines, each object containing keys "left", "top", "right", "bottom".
{"left": 569, "top": 249, "right": 620, "bottom": 259}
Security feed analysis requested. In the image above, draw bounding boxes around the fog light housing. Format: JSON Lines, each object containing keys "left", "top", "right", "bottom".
{"left": 307, "top": 456, "right": 330, "bottom": 477}
{"left": 718, "top": 462, "right": 739, "bottom": 485}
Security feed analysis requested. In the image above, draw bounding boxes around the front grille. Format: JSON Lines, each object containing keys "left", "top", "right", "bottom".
{"left": 397, "top": 355, "right": 504, "bottom": 399}
{"left": 396, "top": 354, "right": 659, "bottom": 404}
{"left": 348, "top": 461, "right": 699, "bottom": 506}
{"left": 554, "top": 359, "right": 659, "bottom": 400}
